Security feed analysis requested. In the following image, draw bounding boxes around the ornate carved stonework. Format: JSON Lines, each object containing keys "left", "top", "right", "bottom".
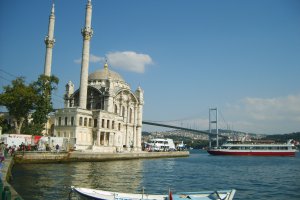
{"left": 44, "top": 36, "right": 55, "bottom": 48}
{"left": 81, "top": 27, "right": 93, "bottom": 40}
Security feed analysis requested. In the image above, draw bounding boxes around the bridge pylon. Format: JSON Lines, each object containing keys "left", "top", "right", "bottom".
{"left": 209, "top": 108, "right": 218, "bottom": 148}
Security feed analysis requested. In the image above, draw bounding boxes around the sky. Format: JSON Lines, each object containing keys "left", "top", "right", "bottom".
{"left": 0, "top": 0, "right": 300, "bottom": 135}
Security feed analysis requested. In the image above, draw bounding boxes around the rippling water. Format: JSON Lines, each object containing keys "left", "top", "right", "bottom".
{"left": 10, "top": 150, "right": 300, "bottom": 200}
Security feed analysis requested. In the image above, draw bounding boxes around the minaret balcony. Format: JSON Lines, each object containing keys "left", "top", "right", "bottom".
{"left": 44, "top": 36, "right": 55, "bottom": 48}
{"left": 81, "top": 27, "right": 93, "bottom": 40}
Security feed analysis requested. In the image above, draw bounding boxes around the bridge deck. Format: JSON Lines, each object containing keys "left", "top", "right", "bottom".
{"left": 142, "top": 121, "right": 210, "bottom": 135}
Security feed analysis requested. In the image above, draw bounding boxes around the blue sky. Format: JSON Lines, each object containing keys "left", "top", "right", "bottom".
{"left": 1, "top": 0, "right": 299, "bottom": 134}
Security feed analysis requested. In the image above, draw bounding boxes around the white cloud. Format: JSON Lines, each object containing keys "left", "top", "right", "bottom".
{"left": 74, "top": 54, "right": 104, "bottom": 64}
{"left": 106, "top": 51, "right": 153, "bottom": 73}
{"left": 242, "top": 95, "right": 300, "bottom": 121}
{"left": 90, "top": 54, "right": 105, "bottom": 63}
{"left": 74, "top": 51, "right": 153, "bottom": 73}
{"left": 225, "top": 94, "right": 300, "bottom": 134}
{"left": 74, "top": 58, "right": 81, "bottom": 64}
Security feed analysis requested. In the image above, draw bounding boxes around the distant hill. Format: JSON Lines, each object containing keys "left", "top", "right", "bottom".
{"left": 142, "top": 131, "right": 152, "bottom": 136}
{"left": 262, "top": 132, "right": 300, "bottom": 142}
{"left": 142, "top": 130, "right": 300, "bottom": 149}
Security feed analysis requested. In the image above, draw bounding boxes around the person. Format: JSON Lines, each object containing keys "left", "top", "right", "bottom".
{"left": 0, "top": 152, "right": 4, "bottom": 162}
{"left": 0, "top": 142, "right": 6, "bottom": 161}
{"left": 10, "top": 146, "right": 15, "bottom": 156}
{"left": 56, "top": 144, "right": 59, "bottom": 153}
{"left": 0, "top": 142, "right": 5, "bottom": 153}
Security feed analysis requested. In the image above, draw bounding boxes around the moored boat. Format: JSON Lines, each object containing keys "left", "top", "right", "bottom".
{"left": 207, "top": 139, "right": 297, "bottom": 156}
{"left": 69, "top": 186, "right": 236, "bottom": 200}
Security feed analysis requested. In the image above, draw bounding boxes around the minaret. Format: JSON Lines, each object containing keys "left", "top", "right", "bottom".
{"left": 79, "top": 0, "right": 93, "bottom": 109}
{"left": 44, "top": 3, "right": 55, "bottom": 76}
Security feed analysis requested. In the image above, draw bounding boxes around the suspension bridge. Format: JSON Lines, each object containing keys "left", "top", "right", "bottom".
{"left": 142, "top": 108, "right": 225, "bottom": 147}
{"left": 142, "top": 120, "right": 210, "bottom": 135}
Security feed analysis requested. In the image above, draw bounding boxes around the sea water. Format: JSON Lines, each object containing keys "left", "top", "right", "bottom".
{"left": 10, "top": 150, "right": 300, "bottom": 200}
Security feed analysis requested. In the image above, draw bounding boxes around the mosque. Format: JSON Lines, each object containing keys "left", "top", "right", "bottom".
{"left": 44, "top": 0, "right": 144, "bottom": 152}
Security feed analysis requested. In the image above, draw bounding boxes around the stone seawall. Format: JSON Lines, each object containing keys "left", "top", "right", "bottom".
{"left": 14, "top": 151, "right": 189, "bottom": 164}
{"left": 1, "top": 157, "right": 22, "bottom": 199}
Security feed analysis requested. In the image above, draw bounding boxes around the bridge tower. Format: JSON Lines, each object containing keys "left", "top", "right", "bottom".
{"left": 209, "top": 108, "right": 218, "bottom": 148}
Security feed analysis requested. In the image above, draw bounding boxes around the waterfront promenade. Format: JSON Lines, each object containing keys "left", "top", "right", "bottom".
{"left": 13, "top": 150, "right": 189, "bottom": 164}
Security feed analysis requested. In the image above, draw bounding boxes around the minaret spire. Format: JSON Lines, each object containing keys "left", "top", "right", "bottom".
{"left": 79, "top": 0, "right": 93, "bottom": 109}
{"left": 43, "top": 2, "right": 56, "bottom": 77}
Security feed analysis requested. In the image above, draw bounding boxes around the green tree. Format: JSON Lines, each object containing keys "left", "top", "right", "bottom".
{"left": 0, "top": 75, "right": 59, "bottom": 135}
{"left": 0, "top": 77, "right": 37, "bottom": 134}
{"left": 0, "top": 115, "right": 13, "bottom": 133}
{"left": 30, "top": 75, "right": 59, "bottom": 135}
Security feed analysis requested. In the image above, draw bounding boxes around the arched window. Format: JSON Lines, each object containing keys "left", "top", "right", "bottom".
{"left": 58, "top": 117, "right": 62, "bottom": 126}
{"left": 65, "top": 117, "right": 68, "bottom": 126}
{"left": 112, "top": 121, "right": 115, "bottom": 129}
{"left": 96, "top": 102, "right": 102, "bottom": 109}
{"left": 122, "top": 106, "right": 125, "bottom": 117}
{"left": 102, "top": 119, "right": 105, "bottom": 128}
{"left": 88, "top": 118, "right": 92, "bottom": 127}
{"left": 71, "top": 117, "right": 74, "bottom": 126}
{"left": 107, "top": 120, "right": 110, "bottom": 129}
{"left": 114, "top": 104, "right": 118, "bottom": 114}
{"left": 84, "top": 118, "right": 87, "bottom": 126}
{"left": 129, "top": 108, "right": 133, "bottom": 123}
{"left": 94, "top": 118, "right": 98, "bottom": 127}
{"left": 79, "top": 117, "right": 83, "bottom": 126}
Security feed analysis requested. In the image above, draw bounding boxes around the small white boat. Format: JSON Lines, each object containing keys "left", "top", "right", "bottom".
{"left": 70, "top": 186, "right": 236, "bottom": 200}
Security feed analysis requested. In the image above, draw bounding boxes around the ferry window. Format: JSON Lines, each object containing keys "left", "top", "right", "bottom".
{"left": 94, "top": 119, "right": 98, "bottom": 127}
{"left": 79, "top": 117, "right": 83, "bottom": 126}
{"left": 84, "top": 118, "right": 87, "bottom": 126}
{"left": 58, "top": 117, "right": 62, "bottom": 126}
{"left": 71, "top": 117, "right": 74, "bottom": 126}
{"left": 65, "top": 117, "right": 68, "bottom": 126}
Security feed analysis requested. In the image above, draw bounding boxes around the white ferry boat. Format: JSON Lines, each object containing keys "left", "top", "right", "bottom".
{"left": 145, "top": 138, "right": 176, "bottom": 152}
{"left": 207, "top": 139, "right": 297, "bottom": 156}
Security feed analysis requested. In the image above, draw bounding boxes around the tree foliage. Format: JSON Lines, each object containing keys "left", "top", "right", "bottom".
{"left": 0, "top": 75, "right": 59, "bottom": 135}
{"left": 0, "top": 115, "right": 13, "bottom": 133}
{"left": 29, "top": 75, "right": 59, "bottom": 135}
{"left": 0, "top": 77, "right": 36, "bottom": 134}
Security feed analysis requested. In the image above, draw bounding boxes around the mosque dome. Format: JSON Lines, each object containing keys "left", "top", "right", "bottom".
{"left": 88, "top": 63, "right": 124, "bottom": 82}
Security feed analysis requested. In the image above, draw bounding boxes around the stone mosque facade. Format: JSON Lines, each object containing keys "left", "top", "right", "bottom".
{"left": 43, "top": 0, "right": 144, "bottom": 152}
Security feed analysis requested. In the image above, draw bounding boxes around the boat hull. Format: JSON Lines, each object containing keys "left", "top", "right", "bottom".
{"left": 71, "top": 187, "right": 236, "bottom": 200}
{"left": 207, "top": 150, "right": 296, "bottom": 156}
